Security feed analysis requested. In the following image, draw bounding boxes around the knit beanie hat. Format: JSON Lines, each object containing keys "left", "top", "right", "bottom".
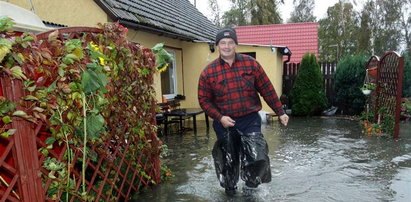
{"left": 215, "top": 27, "right": 238, "bottom": 45}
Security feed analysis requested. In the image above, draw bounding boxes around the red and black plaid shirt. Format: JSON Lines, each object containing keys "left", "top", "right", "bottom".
{"left": 198, "top": 53, "right": 284, "bottom": 121}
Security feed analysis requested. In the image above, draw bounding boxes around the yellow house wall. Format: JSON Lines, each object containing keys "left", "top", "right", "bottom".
{"left": 180, "top": 42, "right": 216, "bottom": 109}
{"left": 1, "top": 0, "right": 109, "bottom": 27}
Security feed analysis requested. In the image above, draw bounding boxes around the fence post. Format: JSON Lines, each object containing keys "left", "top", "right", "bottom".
{"left": 1, "top": 77, "right": 44, "bottom": 201}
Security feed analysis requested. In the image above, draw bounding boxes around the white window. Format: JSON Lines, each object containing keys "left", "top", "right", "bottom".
{"left": 160, "top": 50, "right": 177, "bottom": 100}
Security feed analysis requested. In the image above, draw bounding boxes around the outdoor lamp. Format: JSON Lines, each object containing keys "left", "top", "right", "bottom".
{"left": 278, "top": 47, "right": 292, "bottom": 63}
{"left": 278, "top": 47, "right": 290, "bottom": 55}
{"left": 209, "top": 43, "right": 215, "bottom": 53}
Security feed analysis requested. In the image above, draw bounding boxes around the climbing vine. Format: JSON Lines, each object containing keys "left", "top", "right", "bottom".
{"left": 1, "top": 17, "right": 167, "bottom": 200}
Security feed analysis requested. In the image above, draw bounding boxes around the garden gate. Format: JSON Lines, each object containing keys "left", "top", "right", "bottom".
{"left": 373, "top": 52, "right": 404, "bottom": 138}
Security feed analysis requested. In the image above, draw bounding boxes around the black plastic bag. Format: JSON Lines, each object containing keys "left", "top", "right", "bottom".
{"left": 240, "top": 132, "right": 271, "bottom": 187}
{"left": 212, "top": 129, "right": 240, "bottom": 189}
{"left": 212, "top": 129, "right": 271, "bottom": 189}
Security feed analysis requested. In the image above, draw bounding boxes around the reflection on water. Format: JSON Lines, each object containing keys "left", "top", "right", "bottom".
{"left": 134, "top": 117, "right": 411, "bottom": 202}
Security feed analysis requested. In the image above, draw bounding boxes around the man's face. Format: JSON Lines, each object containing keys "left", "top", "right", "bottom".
{"left": 217, "top": 38, "right": 236, "bottom": 58}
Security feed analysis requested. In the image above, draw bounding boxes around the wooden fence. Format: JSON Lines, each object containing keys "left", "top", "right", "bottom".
{"left": 282, "top": 62, "right": 337, "bottom": 106}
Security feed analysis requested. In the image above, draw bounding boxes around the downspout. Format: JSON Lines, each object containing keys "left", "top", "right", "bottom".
{"left": 283, "top": 53, "right": 291, "bottom": 64}
{"left": 279, "top": 47, "right": 292, "bottom": 82}
{"left": 279, "top": 46, "right": 291, "bottom": 65}
{"left": 279, "top": 47, "right": 292, "bottom": 107}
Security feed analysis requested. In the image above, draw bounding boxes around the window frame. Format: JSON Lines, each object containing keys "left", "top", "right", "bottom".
{"left": 161, "top": 50, "right": 177, "bottom": 100}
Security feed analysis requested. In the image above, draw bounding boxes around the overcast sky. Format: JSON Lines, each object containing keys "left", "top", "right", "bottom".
{"left": 189, "top": 0, "right": 364, "bottom": 23}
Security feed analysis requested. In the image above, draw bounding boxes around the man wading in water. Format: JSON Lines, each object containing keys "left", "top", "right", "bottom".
{"left": 198, "top": 27, "right": 289, "bottom": 196}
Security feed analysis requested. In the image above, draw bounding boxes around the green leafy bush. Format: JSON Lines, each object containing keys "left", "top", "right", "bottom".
{"left": 290, "top": 53, "right": 327, "bottom": 116}
{"left": 334, "top": 54, "right": 367, "bottom": 115}
{"left": 402, "top": 52, "right": 411, "bottom": 97}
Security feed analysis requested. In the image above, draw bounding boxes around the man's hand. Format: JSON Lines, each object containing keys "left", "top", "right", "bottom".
{"left": 220, "top": 116, "right": 236, "bottom": 128}
{"left": 279, "top": 114, "right": 289, "bottom": 126}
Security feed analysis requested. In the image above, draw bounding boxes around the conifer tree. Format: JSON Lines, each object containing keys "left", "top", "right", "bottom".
{"left": 333, "top": 54, "right": 367, "bottom": 115}
{"left": 290, "top": 53, "right": 327, "bottom": 116}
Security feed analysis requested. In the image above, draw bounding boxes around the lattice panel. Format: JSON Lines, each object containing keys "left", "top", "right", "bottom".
{"left": 1, "top": 78, "right": 20, "bottom": 201}
{"left": 1, "top": 75, "right": 44, "bottom": 201}
{"left": 375, "top": 52, "right": 404, "bottom": 138}
{"left": 0, "top": 135, "right": 21, "bottom": 202}
{"left": 36, "top": 125, "right": 159, "bottom": 201}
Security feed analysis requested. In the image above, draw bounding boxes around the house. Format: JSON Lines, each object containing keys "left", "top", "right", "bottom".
{"left": 235, "top": 22, "right": 319, "bottom": 63}
{"left": 1, "top": 0, "right": 290, "bottom": 117}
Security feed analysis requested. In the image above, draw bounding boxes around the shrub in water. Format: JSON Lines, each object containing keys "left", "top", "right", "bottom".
{"left": 402, "top": 52, "right": 411, "bottom": 98}
{"left": 290, "top": 53, "right": 327, "bottom": 116}
{"left": 334, "top": 54, "right": 367, "bottom": 115}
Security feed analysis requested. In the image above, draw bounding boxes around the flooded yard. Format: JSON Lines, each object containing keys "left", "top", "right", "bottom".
{"left": 134, "top": 117, "right": 411, "bottom": 202}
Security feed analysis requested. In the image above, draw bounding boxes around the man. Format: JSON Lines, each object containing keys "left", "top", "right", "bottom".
{"left": 198, "top": 27, "right": 289, "bottom": 196}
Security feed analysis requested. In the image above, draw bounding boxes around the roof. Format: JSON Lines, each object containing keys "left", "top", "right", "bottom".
{"left": 0, "top": 1, "right": 51, "bottom": 33}
{"left": 235, "top": 22, "right": 319, "bottom": 63}
{"left": 94, "top": 0, "right": 217, "bottom": 42}
{"left": 43, "top": 21, "right": 67, "bottom": 29}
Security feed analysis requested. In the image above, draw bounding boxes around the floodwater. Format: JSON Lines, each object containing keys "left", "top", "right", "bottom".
{"left": 134, "top": 117, "right": 411, "bottom": 202}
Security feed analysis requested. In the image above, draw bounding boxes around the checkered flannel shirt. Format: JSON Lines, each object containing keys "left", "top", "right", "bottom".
{"left": 198, "top": 53, "right": 284, "bottom": 121}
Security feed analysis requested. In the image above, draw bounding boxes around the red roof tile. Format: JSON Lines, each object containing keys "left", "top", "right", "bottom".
{"left": 235, "top": 22, "right": 319, "bottom": 63}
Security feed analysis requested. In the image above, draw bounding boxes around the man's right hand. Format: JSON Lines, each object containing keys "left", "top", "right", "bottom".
{"left": 279, "top": 114, "right": 289, "bottom": 126}
{"left": 220, "top": 116, "right": 236, "bottom": 128}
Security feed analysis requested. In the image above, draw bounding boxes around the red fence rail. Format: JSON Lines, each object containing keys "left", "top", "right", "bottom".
{"left": 1, "top": 77, "right": 44, "bottom": 202}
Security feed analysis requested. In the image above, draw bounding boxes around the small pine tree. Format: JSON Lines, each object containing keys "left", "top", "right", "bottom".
{"left": 334, "top": 54, "right": 367, "bottom": 115}
{"left": 290, "top": 53, "right": 327, "bottom": 116}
